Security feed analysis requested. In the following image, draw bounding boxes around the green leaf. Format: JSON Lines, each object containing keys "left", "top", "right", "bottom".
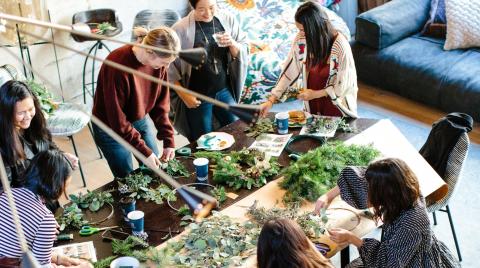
{"left": 193, "top": 239, "right": 207, "bottom": 250}
{"left": 89, "top": 200, "right": 101, "bottom": 212}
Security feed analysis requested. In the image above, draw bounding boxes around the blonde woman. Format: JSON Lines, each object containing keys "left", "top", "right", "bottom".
{"left": 92, "top": 27, "right": 180, "bottom": 178}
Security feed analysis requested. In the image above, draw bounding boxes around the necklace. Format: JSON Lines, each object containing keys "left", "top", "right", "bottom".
{"left": 196, "top": 19, "right": 219, "bottom": 75}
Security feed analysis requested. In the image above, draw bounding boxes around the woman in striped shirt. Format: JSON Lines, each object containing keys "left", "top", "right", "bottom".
{"left": 0, "top": 150, "right": 91, "bottom": 267}
{"left": 260, "top": 1, "right": 358, "bottom": 118}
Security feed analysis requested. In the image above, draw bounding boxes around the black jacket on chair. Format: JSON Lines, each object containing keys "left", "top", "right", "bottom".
{"left": 420, "top": 113, "right": 473, "bottom": 179}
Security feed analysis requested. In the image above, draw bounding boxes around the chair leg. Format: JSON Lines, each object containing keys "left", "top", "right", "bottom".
{"left": 69, "top": 136, "right": 87, "bottom": 188}
{"left": 88, "top": 123, "right": 103, "bottom": 159}
{"left": 446, "top": 205, "right": 462, "bottom": 262}
{"left": 432, "top": 211, "right": 437, "bottom": 225}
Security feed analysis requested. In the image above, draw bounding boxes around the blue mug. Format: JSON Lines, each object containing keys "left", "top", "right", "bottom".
{"left": 120, "top": 197, "right": 136, "bottom": 222}
{"left": 193, "top": 158, "right": 209, "bottom": 183}
{"left": 275, "top": 112, "right": 289, "bottom": 134}
{"left": 127, "top": 210, "right": 144, "bottom": 233}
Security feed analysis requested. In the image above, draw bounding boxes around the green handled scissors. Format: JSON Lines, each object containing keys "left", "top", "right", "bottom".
{"left": 79, "top": 225, "right": 119, "bottom": 236}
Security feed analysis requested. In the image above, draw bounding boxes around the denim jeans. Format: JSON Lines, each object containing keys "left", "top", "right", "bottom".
{"left": 186, "top": 88, "right": 238, "bottom": 141}
{"left": 93, "top": 117, "right": 159, "bottom": 178}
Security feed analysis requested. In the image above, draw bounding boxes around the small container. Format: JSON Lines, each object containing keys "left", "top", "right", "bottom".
{"left": 193, "top": 158, "right": 209, "bottom": 183}
{"left": 110, "top": 256, "right": 140, "bottom": 268}
{"left": 119, "top": 197, "right": 136, "bottom": 222}
{"left": 212, "top": 31, "right": 228, "bottom": 47}
{"left": 275, "top": 112, "right": 290, "bottom": 134}
{"left": 127, "top": 210, "right": 144, "bottom": 234}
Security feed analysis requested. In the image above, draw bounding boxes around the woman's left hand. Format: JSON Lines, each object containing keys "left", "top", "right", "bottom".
{"left": 161, "top": 147, "right": 175, "bottom": 161}
{"left": 64, "top": 153, "right": 79, "bottom": 170}
{"left": 328, "top": 228, "right": 354, "bottom": 247}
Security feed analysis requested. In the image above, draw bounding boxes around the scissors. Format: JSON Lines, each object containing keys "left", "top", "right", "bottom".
{"left": 79, "top": 225, "right": 119, "bottom": 236}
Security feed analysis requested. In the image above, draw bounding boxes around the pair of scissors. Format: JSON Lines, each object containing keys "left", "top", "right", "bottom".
{"left": 79, "top": 225, "right": 119, "bottom": 236}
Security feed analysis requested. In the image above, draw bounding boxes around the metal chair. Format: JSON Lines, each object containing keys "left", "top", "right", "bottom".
{"left": 422, "top": 129, "right": 470, "bottom": 262}
{"left": 71, "top": 8, "right": 123, "bottom": 104}
{"left": 46, "top": 103, "right": 92, "bottom": 187}
{"left": 130, "top": 9, "right": 180, "bottom": 42}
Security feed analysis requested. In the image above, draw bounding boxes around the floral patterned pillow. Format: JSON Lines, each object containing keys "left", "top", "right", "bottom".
{"left": 218, "top": 0, "right": 346, "bottom": 104}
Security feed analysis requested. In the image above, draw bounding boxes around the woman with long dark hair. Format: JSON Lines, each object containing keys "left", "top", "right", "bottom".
{"left": 0, "top": 150, "right": 91, "bottom": 267}
{"left": 257, "top": 218, "right": 333, "bottom": 268}
{"left": 0, "top": 80, "right": 78, "bottom": 185}
{"left": 260, "top": 1, "right": 357, "bottom": 118}
{"left": 315, "top": 158, "right": 460, "bottom": 267}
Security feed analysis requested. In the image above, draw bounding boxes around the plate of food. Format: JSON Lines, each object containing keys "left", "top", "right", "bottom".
{"left": 288, "top": 110, "right": 313, "bottom": 127}
{"left": 196, "top": 132, "right": 235, "bottom": 151}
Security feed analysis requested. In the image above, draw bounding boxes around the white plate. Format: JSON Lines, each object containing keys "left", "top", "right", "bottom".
{"left": 196, "top": 132, "right": 235, "bottom": 151}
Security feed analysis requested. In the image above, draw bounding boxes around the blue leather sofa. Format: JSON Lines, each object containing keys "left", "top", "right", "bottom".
{"left": 351, "top": 0, "right": 480, "bottom": 121}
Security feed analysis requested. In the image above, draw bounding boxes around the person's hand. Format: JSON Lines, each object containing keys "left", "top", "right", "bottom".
{"left": 297, "top": 88, "right": 321, "bottom": 101}
{"left": 218, "top": 32, "right": 236, "bottom": 47}
{"left": 314, "top": 194, "right": 331, "bottom": 215}
{"left": 260, "top": 100, "right": 273, "bottom": 118}
{"left": 64, "top": 153, "right": 79, "bottom": 170}
{"left": 55, "top": 222, "right": 60, "bottom": 235}
{"left": 145, "top": 153, "right": 160, "bottom": 169}
{"left": 328, "top": 228, "right": 354, "bottom": 247}
{"left": 182, "top": 94, "right": 201, "bottom": 109}
{"left": 161, "top": 147, "right": 175, "bottom": 161}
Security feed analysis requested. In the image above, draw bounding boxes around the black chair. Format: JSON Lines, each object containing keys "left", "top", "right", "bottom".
{"left": 71, "top": 8, "right": 123, "bottom": 103}
{"left": 130, "top": 9, "right": 180, "bottom": 42}
{"left": 420, "top": 113, "right": 473, "bottom": 262}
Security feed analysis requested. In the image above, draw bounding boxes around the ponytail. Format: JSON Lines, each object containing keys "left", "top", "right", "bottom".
{"left": 133, "top": 26, "right": 180, "bottom": 59}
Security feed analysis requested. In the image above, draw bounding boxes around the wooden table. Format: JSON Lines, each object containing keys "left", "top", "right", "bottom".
{"left": 57, "top": 118, "right": 447, "bottom": 266}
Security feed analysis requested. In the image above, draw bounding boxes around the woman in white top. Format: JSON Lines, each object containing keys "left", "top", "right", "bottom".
{"left": 260, "top": 1, "right": 358, "bottom": 118}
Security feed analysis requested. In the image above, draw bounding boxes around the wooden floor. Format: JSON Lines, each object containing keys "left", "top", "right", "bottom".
{"left": 358, "top": 81, "right": 480, "bottom": 144}
{"left": 54, "top": 82, "right": 480, "bottom": 198}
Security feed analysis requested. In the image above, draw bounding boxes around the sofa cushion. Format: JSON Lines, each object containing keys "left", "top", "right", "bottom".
{"left": 422, "top": 0, "right": 447, "bottom": 38}
{"left": 444, "top": 0, "right": 480, "bottom": 50}
{"left": 439, "top": 49, "right": 480, "bottom": 118}
{"left": 356, "top": 0, "right": 430, "bottom": 49}
{"left": 355, "top": 0, "right": 430, "bottom": 49}
{"left": 352, "top": 36, "right": 480, "bottom": 120}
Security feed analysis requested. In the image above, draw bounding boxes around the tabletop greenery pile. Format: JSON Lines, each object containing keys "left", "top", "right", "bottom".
{"left": 95, "top": 213, "right": 260, "bottom": 267}
{"left": 244, "top": 118, "right": 275, "bottom": 138}
{"left": 69, "top": 190, "right": 114, "bottom": 212}
{"left": 56, "top": 203, "right": 88, "bottom": 231}
{"left": 161, "top": 158, "right": 190, "bottom": 177}
{"left": 194, "top": 148, "right": 281, "bottom": 190}
{"left": 161, "top": 213, "right": 260, "bottom": 267}
{"left": 280, "top": 141, "right": 380, "bottom": 203}
{"left": 117, "top": 173, "right": 176, "bottom": 205}
{"left": 247, "top": 201, "right": 329, "bottom": 239}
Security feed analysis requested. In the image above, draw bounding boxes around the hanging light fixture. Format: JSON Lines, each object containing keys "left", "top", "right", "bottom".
{"left": 0, "top": 12, "right": 261, "bottom": 124}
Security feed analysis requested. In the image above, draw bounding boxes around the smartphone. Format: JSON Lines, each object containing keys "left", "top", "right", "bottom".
{"left": 101, "top": 229, "right": 130, "bottom": 241}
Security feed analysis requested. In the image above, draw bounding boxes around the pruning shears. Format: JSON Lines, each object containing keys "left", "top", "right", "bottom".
{"left": 79, "top": 225, "right": 118, "bottom": 236}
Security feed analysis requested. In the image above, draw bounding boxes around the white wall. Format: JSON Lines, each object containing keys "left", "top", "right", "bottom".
{"left": 1, "top": 0, "right": 189, "bottom": 102}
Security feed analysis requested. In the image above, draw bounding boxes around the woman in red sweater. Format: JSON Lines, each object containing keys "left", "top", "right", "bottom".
{"left": 92, "top": 27, "right": 180, "bottom": 178}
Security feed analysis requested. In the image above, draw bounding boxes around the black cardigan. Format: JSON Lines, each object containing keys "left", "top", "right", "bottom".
{"left": 419, "top": 113, "right": 473, "bottom": 179}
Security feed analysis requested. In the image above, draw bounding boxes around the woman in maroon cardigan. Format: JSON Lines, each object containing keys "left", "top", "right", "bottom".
{"left": 92, "top": 26, "right": 180, "bottom": 178}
